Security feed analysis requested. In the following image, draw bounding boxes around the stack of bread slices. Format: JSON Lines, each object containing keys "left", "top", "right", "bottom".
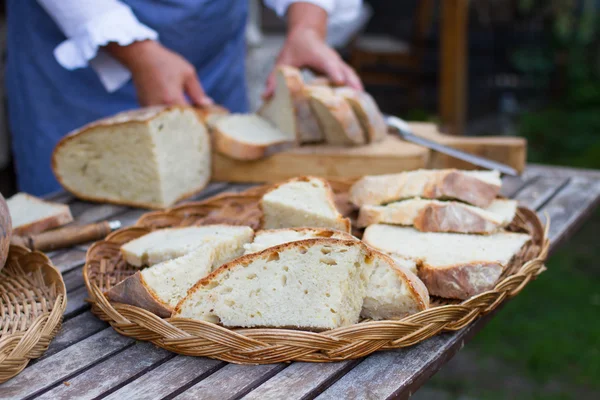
{"left": 351, "top": 169, "right": 531, "bottom": 299}
{"left": 108, "top": 175, "right": 429, "bottom": 331}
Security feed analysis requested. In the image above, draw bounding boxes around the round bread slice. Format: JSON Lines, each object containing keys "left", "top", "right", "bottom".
{"left": 243, "top": 227, "right": 356, "bottom": 254}
{"left": 334, "top": 87, "right": 388, "bottom": 143}
{"left": 210, "top": 114, "right": 295, "bottom": 161}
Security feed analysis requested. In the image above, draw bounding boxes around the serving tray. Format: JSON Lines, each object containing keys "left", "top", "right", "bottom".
{"left": 0, "top": 246, "right": 67, "bottom": 382}
{"left": 83, "top": 180, "right": 548, "bottom": 364}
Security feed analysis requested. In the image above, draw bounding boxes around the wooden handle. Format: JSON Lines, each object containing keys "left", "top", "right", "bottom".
{"left": 12, "top": 222, "right": 113, "bottom": 252}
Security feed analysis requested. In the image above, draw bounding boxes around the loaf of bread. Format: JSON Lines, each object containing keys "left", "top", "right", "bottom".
{"left": 334, "top": 87, "right": 387, "bottom": 143}
{"left": 242, "top": 228, "right": 428, "bottom": 320}
{"left": 52, "top": 106, "right": 211, "bottom": 209}
{"left": 108, "top": 228, "right": 253, "bottom": 317}
{"left": 308, "top": 87, "right": 365, "bottom": 145}
{"left": 209, "top": 114, "right": 295, "bottom": 160}
{"left": 173, "top": 238, "right": 376, "bottom": 330}
{"left": 121, "top": 225, "right": 254, "bottom": 267}
{"left": 258, "top": 67, "right": 299, "bottom": 144}
{"left": 363, "top": 224, "right": 531, "bottom": 299}
{"left": 7, "top": 193, "right": 73, "bottom": 235}
{"left": 350, "top": 169, "right": 502, "bottom": 208}
{"left": 357, "top": 198, "right": 517, "bottom": 233}
{"left": 243, "top": 227, "right": 355, "bottom": 254}
{"left": 0, "top": 192, "right": 11, "bottom": 272}
{"left": 260, "top": 176, "right": 351, "bottom": 232}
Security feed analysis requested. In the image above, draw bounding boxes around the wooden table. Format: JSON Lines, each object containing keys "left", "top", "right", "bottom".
{"left": 2, "top": 164, "right": 599, "bottom": 400}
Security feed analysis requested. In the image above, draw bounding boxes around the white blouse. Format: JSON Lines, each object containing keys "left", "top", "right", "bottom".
{"left": 37, "top": 0, "right": 362, "bottom": 92}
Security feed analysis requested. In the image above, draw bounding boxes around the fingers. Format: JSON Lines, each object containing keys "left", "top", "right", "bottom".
{"left": 184, "top": 73, "right": 213, "bottom": 106}
{"left": 321, "top": 57, "right": 346, "bottom": 86}
{"left": 263, "top": 70, "right": 276, "bottom": 99}
{"left": 342, "top": 63, "right": 364, "bottom": 91}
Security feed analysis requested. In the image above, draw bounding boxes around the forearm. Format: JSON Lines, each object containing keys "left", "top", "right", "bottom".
{"left": 104, "top": 40, "right": 159, "bottom": 73}
{"left": 286, "top": 2, "right": 328, "bottom": 39}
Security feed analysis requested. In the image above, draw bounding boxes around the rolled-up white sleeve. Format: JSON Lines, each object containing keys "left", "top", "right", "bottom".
{"left": 264, "top": 0, "right": 362, "bottom": 24}
{"left": 38, "top": 0, "right": 158, "bottom": 92}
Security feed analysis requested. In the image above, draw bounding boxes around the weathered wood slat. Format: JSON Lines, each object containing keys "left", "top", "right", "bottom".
{"left": 0, "top": 329, "right": 133, "bottom": 399}
{"left": 50, "top": 249, "right": 87, "bottom": 274}
{"left": 175, "top": 364, "right": 285, "bottom": 400}
{"left": 63, "top": 286, "right": 91, "bottom": 319}
{"left": 43, "top": 191, "right": 75, "bottom": 204}
{"left": 62, "top": 267, "right": 84, "bottom": 292}
{"left": 499, "top": 175, "right": 528, "bottom": 198}
{"left": 512, "top": 176, "right": 569, "bottom": 210}
{"left": 244, "top": 361, "right": 359, "bottom": 400}
{"left": 538, "top": 176, "right": 600, "bottom": 249}
{"left": 70, "top": 202, "right": 129, "bottom": 224}
{"left": 104, "top": 356, "right": 222, "bottom": 400}
{"left": 36, "top": 342, "right": 172, "bottom": 400}
{"left": 34, "top": 312, "right": 107, "bottom": 362}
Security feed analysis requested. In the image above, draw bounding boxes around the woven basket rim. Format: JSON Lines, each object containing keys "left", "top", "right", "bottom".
{"left": 0, "top": 245, "right": 67, "bottom": 382}
{"left": 83, "top": 185, "right": 549, "bottom": 364}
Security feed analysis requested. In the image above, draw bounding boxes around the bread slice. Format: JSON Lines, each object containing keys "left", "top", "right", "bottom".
{"left": 334, "top": 87, "right": 387, "bottom": 143}
{"left": 260, "top": 176, "right": 351, "bottom": 232}
{"left": 350, "top": 169, "right": 502, "bottom": 208}
{"left": 362, "top": 252, "right": 429, "bottom": 320}
{"left": 258, "top": 67, "right": 299, "bottom": 144}
{"left": 7, "top": 193, "right": 73, "bottom": 235}
{"left": 241, "top": 227, "right": 427, "bottom": 320}
{"left": 357, "top": 198, "right": 517, "bottom": 233}
{"left": 209, "top": 114, "right": 295, "bottom": 160}
{"left": 173, "top": 238, "right": 376, "bottom": 330}
{"left": 363, "top": 224, "right": 531, "bottom": 299}
{"left": 52, "top": 106, "right": 211, "bottom": 209}
{"left": 195, "top": 104, "right": 229, "bottom": 125}
{"left": 121, "top": 225, "right": 254, "bottom": 267}
{"left": 108, "top": 229, "right": 253, "bottom": 317}
{"left": 308, "top": 87, "right": 365, "bottom": 145}
{"left": 243, "top": 227, "right": 355, "bottom": 254}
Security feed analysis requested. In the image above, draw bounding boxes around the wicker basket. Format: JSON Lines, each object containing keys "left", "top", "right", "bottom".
{"left": 83, "top": 182, "right": 549, "bottom": 364}
{"left": 0, "top": 246, "right": 67, "bottom": 382}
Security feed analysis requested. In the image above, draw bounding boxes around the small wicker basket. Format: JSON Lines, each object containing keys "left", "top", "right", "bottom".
{"left": 0, "top": 246, "right": 67, "bottom": 382}
{"left": 84, "top": 182, "right": 548, "bottom": 364}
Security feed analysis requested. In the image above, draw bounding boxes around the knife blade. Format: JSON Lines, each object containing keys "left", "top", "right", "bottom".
{"left": 385, "top": 115, "right": 519, "bottom": 176}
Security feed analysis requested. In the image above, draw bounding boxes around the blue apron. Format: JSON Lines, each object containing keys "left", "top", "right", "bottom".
{"left": 6, "top": 0, "right": 249, "bottom": 195}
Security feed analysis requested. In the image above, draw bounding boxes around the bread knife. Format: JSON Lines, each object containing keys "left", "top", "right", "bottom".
{"left": 385, "top": 115, "right": 520, "bottom": 176}
{"left": 10, "top": 220, "right": 122, "bottom": 252}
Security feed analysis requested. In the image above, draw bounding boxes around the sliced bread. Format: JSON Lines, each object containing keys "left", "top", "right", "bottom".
{"left": 350, "top": 169, "right": 502, "bottom": 208}
{"left": 241, "top": 227, "right": 427, "bottom": 320}
{"left": 209, "top": 114, "right": 295, "bottom": 161}
{"left": 334, "top": 87, "right": 387, "bottom": 143}
{"left": 108, "top": 229, "right": 253, "bottom": 317}
{"left": 362, "top": 252, "right": 429, "bottom": 320}
{"left": 258, "top": 67, "right": 299, "bottom": 143}
{"left": 121, "top": 225, "right": 254, "bottom": 267}
{"left": 243, "top": 227, "right": 355, "bottom": 254}
{"left": 52, "top": 106, "right": 211, "bottom": 209}
{"left": 357, "top": 198, "right": 518, "bottom": 233}
{"left": 260, "top": 176, "right": 351, "bottom": 232}
{"left": 7, "top": 193, "right": 73, "bottom": 235}
{"left": 363, "top": 224, "right": 531, "bottom": 299}
{"left": 308, "top": 87, "right": 365, "bottom": 145}
{"left": 173, "top": 238, "right": 376, "bottom": 330}
{"left": 195, "top": 104, "right": 229, "bottom": 125}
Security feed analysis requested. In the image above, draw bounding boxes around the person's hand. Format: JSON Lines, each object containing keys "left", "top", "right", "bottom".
{"left": 263, "top": 3, "right": 363, "bottom": 98}
{"left": 105, "top": 40, "right": 213, "bottom": 107}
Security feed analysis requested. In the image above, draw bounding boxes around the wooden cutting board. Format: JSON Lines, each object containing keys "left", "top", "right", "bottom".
{"left": 212, "top": 122, "right": 526, "bottom": 183}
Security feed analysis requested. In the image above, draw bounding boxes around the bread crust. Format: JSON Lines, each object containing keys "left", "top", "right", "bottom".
{"left": 417, "top": 261, "right": 504, "bottom": 299}
{"left": 350, "top": 169, "right": 501, "bottom": 208}
{"left": 308, "top": 89, "right": 365, "bottom": 145}
{"left": 334, "top": 88, "right": 387, "bottom": 144}
{"left": 376, "top": 252, "right": 430, "bottom": 312}
{"left": 0, "top": 193, "right": 11, "bottom": 272}
{"left": 51, "top": 106, "right": 210, "bottom": 209}
{"left": 173, "top": 238, "right": 371, "bottom": 317}
{"left": 212, "top": 125, "right": 295, "bottom": 161}
{"left": 107, "top": 271, "right": 173, "bottom": 318}
{"left": 7, "top": 194, "right": 74, "bottom": 235}
{"left": 357, "top": 201, "right": 504, "bottom": 233}
{"left": 259, "top": 176, "right": 351, "bottom": 232}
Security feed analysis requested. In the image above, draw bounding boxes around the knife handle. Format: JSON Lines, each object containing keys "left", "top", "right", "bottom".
{"left": 11, "top": 221, "right": 115, "bottom": 252}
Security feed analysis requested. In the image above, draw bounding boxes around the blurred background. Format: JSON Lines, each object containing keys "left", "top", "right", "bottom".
{"left": 0, "top": 1, "right": 599, "bottom": 398}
